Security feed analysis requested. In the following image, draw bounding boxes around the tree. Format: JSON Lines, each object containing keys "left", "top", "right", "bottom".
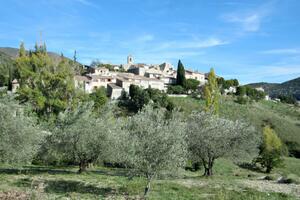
{"left": 16, "top": 42, "right": 76, "bottom": 117}
{"left": 0, "top": 95, "right": 43, "bottom": 164}
{"left": 51, "top": 103, "right": 115, "bottom": 173}
{"left": 73, "top": 50, "right": 77, "bottom": 63}
{"left": 19, "top": 42, "right": 26, "bottom": 57}
{"left": 184, "top": 79, "right": 200, "bottom": 93}
{"left": 254, "top": 126, "right": 283, "bottom": 173}
{"left": 204, "top": 68, "right": 220, "bottom": 115}
{"left": 236, "top": 86, "right": 247, "bottom": 96}
{"left": 118, "top": 105, "right": 187, "bottom": 196}
{"left": 89, "top": 87, "right": 108, "bottom": 112}
{"left": 129, "top": 84, "right": 150, "bottom": 112}
{"left": 187, "top": 112, "right": 259, "bottom": 176}
{"left": 167, "top": 85, "right": 185, "bottom": 94}
{"left": 176, "top": 60, "right": 186, "bottom": 86}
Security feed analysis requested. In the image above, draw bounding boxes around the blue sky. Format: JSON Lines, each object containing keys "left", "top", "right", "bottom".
{"left": 0, "top": 0, "right": 300, "bottom": 84}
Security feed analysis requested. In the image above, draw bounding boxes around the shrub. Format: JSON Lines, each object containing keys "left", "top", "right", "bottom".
{"left": 254, "top": 126, "right": 284, "bottom": 173}
{"left": 167, "top": 85, "right": 185, "bottom": 94}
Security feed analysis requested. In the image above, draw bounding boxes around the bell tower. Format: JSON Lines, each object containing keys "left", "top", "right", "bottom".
{"left": 127, "top": 54, "right": 134, "bottom": 64}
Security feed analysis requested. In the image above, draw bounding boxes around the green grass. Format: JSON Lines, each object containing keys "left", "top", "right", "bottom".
{"left": 169, "top": 96, "right": 300, "bottom": 154}
{"left": 0, "top": 158, "right": 299, "bottom": 199}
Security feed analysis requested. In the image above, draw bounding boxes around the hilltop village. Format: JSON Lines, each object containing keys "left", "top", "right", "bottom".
{"left": 73, "top": 55, "right": 207, "bottom": 99}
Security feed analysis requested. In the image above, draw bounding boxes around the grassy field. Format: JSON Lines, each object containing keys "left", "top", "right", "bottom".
{"left": 0, "top": 158, "right": 299, "bottom": 199}
{"left": 169, "top": 96, "right": 300, "bottom": 155}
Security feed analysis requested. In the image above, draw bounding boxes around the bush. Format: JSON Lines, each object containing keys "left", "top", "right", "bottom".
{"left": 236, "top": 96, "right": 249, "bottom": 104}
{"left": 254, "top": 126, "right": 284, "bottom": 173}
{"left": 167, "top": 85, "right": 185, "bottom": 94}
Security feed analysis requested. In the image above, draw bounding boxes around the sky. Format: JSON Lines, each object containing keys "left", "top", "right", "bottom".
{"left": 0, "top": 0, "right": 300, "bottom": 84}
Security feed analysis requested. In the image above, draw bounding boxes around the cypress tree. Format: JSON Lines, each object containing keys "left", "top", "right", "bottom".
{"left": 176, "top": 60, "right": 186, "bottom": 86}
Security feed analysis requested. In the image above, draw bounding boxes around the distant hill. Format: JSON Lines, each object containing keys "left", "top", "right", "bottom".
{"left": 0, "top": 51, "right": 15, "bottom": 86}
{"left": 0, "top": 47, "right": 80, "bottom": 86}
{"left": 247, "top": 77, "right": 300, "bottom": 100}
{"left": 0, "top": 47, "right": 72, "bottom": 65}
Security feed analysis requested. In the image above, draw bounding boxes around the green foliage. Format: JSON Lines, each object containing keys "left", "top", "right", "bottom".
{"left": 42, "top": 103, "right": 115, "bottom": 172}
{"left": 218, "top": 77, "right": 239, "bottom": 89}
{"left": 254, "top": 126, "right": 284, "bottom": 173}
{"left": 89, "top": 87, "right": 108, "bottom": 112}
{"left": 167, "top": 85, "right": 185, "bottom": 94}
{"left": 119, "top": 85, "right": 174, "bottom": 113}
{"left": 278, "top": 95, "right": 297, "bottom": 104}
{"left": 184, "top": 78, "right": 200, "bottom": 92}
{"left": 0, "top": 95, "right": 42, "bottom": 164}
{"left": 176, "top": 60, "right": 186, "bottom": 86}
{"left": 129, "top": 84, "right": 150, "bottom": 112}
{"left": 236, "top": 86, "right": 247, "bottom": 96}
{"left": 0, "top": 52, "right": 15, "bottom": 87}
{"left": 236, "top": 96, "right": 250, "bottom": 104}
{"left": 204, "top": 68, "right": 220, "bottom": 115}
{"left": 187, "top": 111, "right": 259, "bottom": 176}
{"left": 117, "top": 105, "right": 187, "bottom": 196}
{"left": 248, "top": 77, "right": 300, "bottom": 100}
{"left": 15, "top": 43, "right": 76, "bottom": 117}
{"left": 19, "top": 42, "right": 26, "bottom": 57}
{"left": 236, "top": 86, "right": 265, "bottom": 101}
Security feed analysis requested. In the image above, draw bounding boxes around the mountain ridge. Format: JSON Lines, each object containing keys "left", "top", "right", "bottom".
{"left": 247, "top": 77, "right": 300, "bottom": 100}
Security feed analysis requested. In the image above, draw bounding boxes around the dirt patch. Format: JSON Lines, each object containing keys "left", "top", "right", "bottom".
{"left": 173, "top": 179, "right": 208, "bottom": 188}
{"left": 241, "top": 180, "right": 300, "bottom": 197}
{"left": 0, "top": 190, "right": 30, "bottom": 200}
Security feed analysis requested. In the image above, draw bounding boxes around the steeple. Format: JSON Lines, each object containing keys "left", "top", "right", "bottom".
{"left": 127, "top": 54, "right": 134, "bottom": 64}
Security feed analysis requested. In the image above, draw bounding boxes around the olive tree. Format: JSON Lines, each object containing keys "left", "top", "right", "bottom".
{"left": 0, "top": 96, "right": 42, "bottom": 164}
{"left": 187, "top": 112, "right": 260, "bottom": 176}
{"left": 118, "top": 105, "right": 187, "bottom": 196}
{"left": 52, "top": 103, "right": 116, "bottom": 173}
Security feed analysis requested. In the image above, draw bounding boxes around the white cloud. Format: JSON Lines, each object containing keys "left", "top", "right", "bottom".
{"left": 156, "top": 38, "right": 228, "bottom": 50}
{"left": 222, "top": 2, "right": 274, "bottom": 33}
{"left": 224, "top": 13, "right": 261, "bottom": 32}
{"left": 261, "top": 48, "right": 300, "bottom": 55}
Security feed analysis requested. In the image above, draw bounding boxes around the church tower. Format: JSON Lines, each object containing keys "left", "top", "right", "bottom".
{"left": 127, "top": 54, "right": 134, "bottom": 64}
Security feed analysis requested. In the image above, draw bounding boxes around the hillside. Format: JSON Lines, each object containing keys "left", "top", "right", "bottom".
{"left": 0, "top": 47, "right": 74, "bottom": 65}
{"left": 247, "top": 78, "right": 300, "bottom": 100}
{"left": 170, "top": 96, "right": 300, "bottom": 158}
{"left": 0, "top": 47, "right": 81, "bottom": 86}
{"left": 0, "top": 51, "right": 14, "bottom": 86}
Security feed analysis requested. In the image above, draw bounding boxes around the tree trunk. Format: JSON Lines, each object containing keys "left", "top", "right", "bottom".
{"left": 144, "top": 177, "right": 152, "bottom": 197}
{"left": 204, "top": 167, "right": 213, "bottom": 176}
{"left": 203, "top": 158, "right": 214, "bottom": 176}
{"left": 78, "top": 160, "right": 87, "bottom": 173}
{"left": 266, "top": 166, "right": 272, "bottom": 173}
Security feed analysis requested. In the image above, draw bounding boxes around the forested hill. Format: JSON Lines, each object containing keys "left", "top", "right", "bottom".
{"left": 0, "top": 47, "right": 80, "bottom": 87}
{"left": 0, "top": 47, "right": 73, "bottom": 65}
{"left": 247, "top": 77, "right": 300, "bottom": 100}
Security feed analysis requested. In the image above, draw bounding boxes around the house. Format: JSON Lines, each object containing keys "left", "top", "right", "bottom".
{"left": 11, "top": 79, "right": 20, "bottom": 93}
{"left": 224, "top": 86, "right": 237, "bottom": 95}
{"left": 185, "top": 70, "right": 206, "bottom": 84}
{"left": 107, "top": 83, "right": 123, "bottom": 100}
{"left": 85, "top": 74, "right": 116, "bottom": 93}
{"left": 74, "top": 75, "right": 90, "bottom": 91}
{"left": 107, "top": 73, "right": 165, "bottom": 99}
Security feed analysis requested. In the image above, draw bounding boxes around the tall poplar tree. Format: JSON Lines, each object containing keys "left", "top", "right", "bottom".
{"left": 204, "top": 68, "right": 220, "bottom": 115}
